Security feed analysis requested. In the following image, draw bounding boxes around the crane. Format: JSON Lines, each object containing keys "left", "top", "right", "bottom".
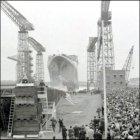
{"left": 122, "top": 46, "right": 134, "bottom": 85}
{"left": 97, "top": 1, "right": 110, "bottom": 60}
{"left": 96, "top": 1, "right": 114, "bottom": 139}
{"left": 1, "top": 1, "right": 34, "bottom": 83}
{"left": 87, "top": 37, "right": 98, "bottom": 90}
{"left": 27, "top": 37, "right": 45, "bottom": 83}
{"left": 97, "top": 0, "right": 114, "bottom": 71}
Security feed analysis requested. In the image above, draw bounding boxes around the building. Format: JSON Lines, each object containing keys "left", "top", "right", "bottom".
{"left": 97, "top": 69, "right": 126, "bottom": 90}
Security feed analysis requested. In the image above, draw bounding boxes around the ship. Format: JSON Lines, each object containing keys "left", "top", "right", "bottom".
{"left": 48, "top": 54, "right": 79, "bottom": 91}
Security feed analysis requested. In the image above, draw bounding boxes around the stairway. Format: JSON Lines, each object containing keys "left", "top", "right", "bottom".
{"left": 45, "top": 102, "right": 56, "bottom": 132}
{"left": 7, "top": 97, "right": 15, "bottom": 137}
{"left": 46, "top": 118, "right": 53, "bottom": 132}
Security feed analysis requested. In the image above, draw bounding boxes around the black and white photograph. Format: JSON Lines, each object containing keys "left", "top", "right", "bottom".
{"left": 1, "top": 0, "right": 139, "bottom": 139}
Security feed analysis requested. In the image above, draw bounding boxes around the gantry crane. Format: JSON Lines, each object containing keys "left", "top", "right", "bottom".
{"left": 96, "top": 1, "right": 114, "bottom": 138}
{"left": 97, "top": 1, "right": 114, "bottom": 72}
{"left": 122, "top": 46, "right": 134, "bottom": 85}
{"left": 27, "top": 37, "right": 45, "bottom": 83}
{"left": 1, "top": 1, "right": 34, "bottom": 83}
{"left": 87, "top": 37, "right": 98, "bottom": 90}
{"left": 87, "top": 1, "right": 114, "bottom": 90}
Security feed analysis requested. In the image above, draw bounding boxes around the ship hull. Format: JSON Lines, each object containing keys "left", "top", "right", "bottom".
{"left": 48, "top": 55, "right": 79, "bottom": 91}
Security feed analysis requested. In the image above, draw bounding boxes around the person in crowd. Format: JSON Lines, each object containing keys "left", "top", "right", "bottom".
{"left": 62, "top": 125, "right": 67, "bottom": 140}
{"left": 96, "top": 107, "right": 101, "bottom": 118}
{"left": 58, "top": 118, "right": 64, "bottom": 132}
{"left": 73, "top": 124, "right": 80, "bottom": 140}
{"left": 84, "top": 125, "right": 90, "bottom": 139}
{"left": 68, "top": 126, "right": 74, "bottom": 140}
{"left": 93, "top": 116, "right": 99, "bottom": 130}
{"left": 86, "top": 126, "right": 94, "bottom": 139}
{"left": 107, "top": 128, "right": 111, "bottom": 140}
{"left": 93, "top": 129, "right": 102, "bottom": 140}
{"left": 102, "top": 106, "right": 104, "bottom": 116}
{"left": 50, "top": 117, "right": 57, "bottom": 132}
{"left": 79, "top": 125, "right": 86, "bottom": 140}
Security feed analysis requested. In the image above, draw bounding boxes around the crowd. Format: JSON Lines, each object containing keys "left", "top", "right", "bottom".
{"left": 49, "top": 87, "right": 139, "bottom": 140}
{"left": 50, "top": 108, "right": 104, "bottom": 140}
{"left": 106, "top": 87, "right": 140, "bottom": 139}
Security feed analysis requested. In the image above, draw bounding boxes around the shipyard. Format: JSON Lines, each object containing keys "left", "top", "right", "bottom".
{"left": 1, "top": 1, "right": 139, "bottom": 140}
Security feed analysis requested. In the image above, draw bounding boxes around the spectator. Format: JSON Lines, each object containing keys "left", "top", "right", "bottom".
{"left": 62, "top": 125, "right": 67, "bottom": 140}
{"left": 84, "top": 125, "right": 90, "bottom": 139}
{"left": 107, "top": 128, "right": 111, "bottom": 140}
{"left": 73, "top": 124, "right": 80, "bottom": 139}
{"left": 96, "top": 107, "right": 101, "bottom": 118}
{"left": 102, "top": 106, "right": 104, "bottom": 116}
{"left": 87, "top": 126, "right": 94, "bottom": 139}
{"left": 58, "top": 118, "right": 64, "bottom": 132}
{"left": 68, "top": 126, "right": 74, "bottom": 140}
{"left": 93, "top": 129, "right": 102, "bottom": 140}
{"left": 79, "top": 126, "right": 86, "bottom": 140}
{"left": 50, "top": 117, "right": 57, "bottom": 132}
{"left": 93, "top": 116, "right": 98, "bottom": 128}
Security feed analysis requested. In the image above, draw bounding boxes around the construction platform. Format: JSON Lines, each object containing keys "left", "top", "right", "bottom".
{"left": 0, "top": 83, "right": 66, "bottom": 139}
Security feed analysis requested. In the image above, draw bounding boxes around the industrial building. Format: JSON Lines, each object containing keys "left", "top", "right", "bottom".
{"left": 97, "top": 69, "right": 126, "bottom": 90}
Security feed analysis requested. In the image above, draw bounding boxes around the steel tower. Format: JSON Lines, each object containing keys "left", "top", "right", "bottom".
{"left": 87, "top": 37, "right": 98, "bottom": 90}
{"left": 97, "top": 2, "right": 115, "bottom": 72}
{"left": 1, "top": 1, "right": 34, "bottom": 83}
{"left": 27, "top": 37, "right": 46, "bottom": 83}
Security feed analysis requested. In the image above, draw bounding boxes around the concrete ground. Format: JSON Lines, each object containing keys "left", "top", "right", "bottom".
{"left": 42, "top": 93, "right": 102, "bottom": 139}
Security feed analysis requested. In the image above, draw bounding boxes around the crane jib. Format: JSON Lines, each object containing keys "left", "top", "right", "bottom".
{"left": 1, "top": 1, "right": 34, "bottom": 31}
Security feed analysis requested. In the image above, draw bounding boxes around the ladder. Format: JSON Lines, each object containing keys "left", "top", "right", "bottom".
{"left": 46, "top": 102, "right": 56, "bottom": 132}
{"left": 41, "top": 101, "right": 53, "bottom": 132}
{"left": 7, "top": 97, "right": 15, "bottom": 137}
{"left": 46, "top": 118, "right": 53, "bottom": 132}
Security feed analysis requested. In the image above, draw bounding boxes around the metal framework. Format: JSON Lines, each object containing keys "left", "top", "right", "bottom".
{"left": 97, "top": 1, "right": 111, "bottom": 138}
{"left": 87, "top": 37, "right": 98, "bottom": 90}
{"left": 97, "top": 1, "right": 115, "bottom": 90}
{"left": 122, "top": 46, "right": 134, "bottom": 84}
{"left": 27, "top": 37, "right": 45, "bottom": 83}
{"left": 97, "top": 15, "right": 114, "bottom": 70}
{"left": 1, "top": 1, "right": 34, "bottom": 83}
{"left": 97, "top": 18, "right": 115, "bottom": 71}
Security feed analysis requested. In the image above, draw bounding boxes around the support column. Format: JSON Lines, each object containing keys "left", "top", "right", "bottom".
{"left": 102, "top": 20, "right": 108, "bottom": 139}
{"left": 36, "top": 52, "right": 44, "bottom": 83}
{"left": 17, "top": 31, "right": 33, "bottom": 83}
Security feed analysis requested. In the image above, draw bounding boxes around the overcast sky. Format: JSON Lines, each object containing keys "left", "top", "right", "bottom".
{"left": 1, "top": 1, "right": 139, "bottom": 82}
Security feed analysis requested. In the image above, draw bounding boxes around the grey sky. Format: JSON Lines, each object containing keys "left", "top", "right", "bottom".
{"left": 1, "top": 1, "right": 139, "bottom": 82}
